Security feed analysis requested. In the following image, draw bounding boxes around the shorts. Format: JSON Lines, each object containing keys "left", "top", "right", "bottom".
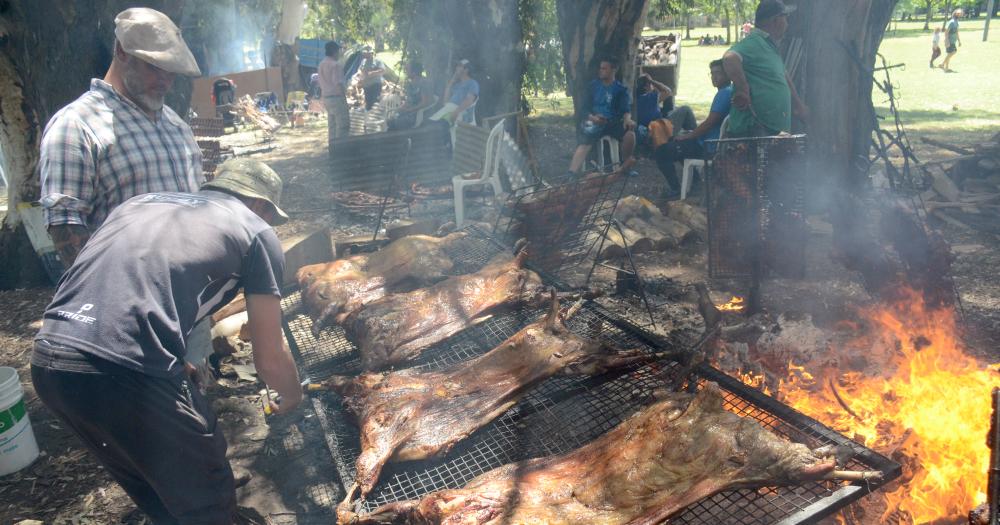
{"left": 576, "top": 118, "right": 629, "bottom": 146}
{"left": 946, "top": 43, "right": 957, "bottom": 54}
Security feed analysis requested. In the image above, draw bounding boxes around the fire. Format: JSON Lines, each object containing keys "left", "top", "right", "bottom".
{"left": 716, "top": 296, "right": 746, "bottom": 312}
{"left": 746, "top": 288, "right": 998, "bottom": 523}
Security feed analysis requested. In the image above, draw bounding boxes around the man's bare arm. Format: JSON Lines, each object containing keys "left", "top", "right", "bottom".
{"left": 722, "top": 51, "right": 751, "bottom": 109}
{"left": 785, "top": 72, "right": 810, "bottom": 121}
{"left": 246, "top": 293, "right": 302, "bottom": 415}
{"left": 49, "top": 224, "right": 90, "bottom": 268}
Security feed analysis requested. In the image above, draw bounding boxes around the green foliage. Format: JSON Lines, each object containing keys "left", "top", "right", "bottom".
{"left": 301, "top": 0, "right": 397, "bottom": 45}
{"left": 520, "top": 0, "right": 564, "bottom": 97}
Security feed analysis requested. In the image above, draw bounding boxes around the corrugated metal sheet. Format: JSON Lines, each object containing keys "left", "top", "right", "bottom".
{"left": 328, "top": 124, "right": 490, "bottom": 193}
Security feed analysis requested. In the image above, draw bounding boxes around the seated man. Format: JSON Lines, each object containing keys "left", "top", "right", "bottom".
{"left": 651, "top": 59, "right": 733, "bottom": 198}
{"left": 429, "top": 58, "right": 479, "bottom": 125}
{"left": 568, "top": 57, "right": 635, "bottom": 175}
{"left": 388, "top": 60, "right": 435, "bottom": 130}
{"left": 635, "top": 73, "right": 697, "bottom": 148}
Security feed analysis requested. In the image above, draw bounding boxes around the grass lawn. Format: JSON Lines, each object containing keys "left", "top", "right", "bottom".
{"left": 528, "top": 19, "right": 1000, "bottom": 143}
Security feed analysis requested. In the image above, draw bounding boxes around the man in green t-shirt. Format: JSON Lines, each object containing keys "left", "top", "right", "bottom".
{"left": 722, "top": 0, "right": 809, "bottom": 137}
{"left": 940, "top": 9, "right": 963, "bottom": 73}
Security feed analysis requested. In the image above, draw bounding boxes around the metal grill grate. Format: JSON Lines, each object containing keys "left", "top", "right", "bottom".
{"left": 493, "top": 171, "right": 628, "bottom": 288}
{"left": 282, "top": 227, "right": 899, "bottom": 524}
{"left": 707, "top": 135, "right": 808, "bottom": 280}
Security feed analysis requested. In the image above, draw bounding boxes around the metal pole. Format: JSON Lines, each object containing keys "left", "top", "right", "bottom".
{"left": 986, "top": 0, "right": 996, "bottom": 42}
{"left": 989, "top": 387, "right": 999, "bottom": 525}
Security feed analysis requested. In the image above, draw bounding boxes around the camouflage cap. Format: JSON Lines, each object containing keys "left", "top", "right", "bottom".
{"left": 202, "top": 158, "right": 289, "bottom": 226}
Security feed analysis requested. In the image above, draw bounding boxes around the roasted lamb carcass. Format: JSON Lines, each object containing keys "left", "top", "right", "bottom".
{"left": 346, "top": 382, "right": 881, "bottom": 525}
{"left": 324, "top": 293, "right": 681, "bottom": 499}
{"left": 296, "top": 232, "right": 468, "bottom": 335}
{"left": 342, "top": 251, "right": 547, "bottom": 371}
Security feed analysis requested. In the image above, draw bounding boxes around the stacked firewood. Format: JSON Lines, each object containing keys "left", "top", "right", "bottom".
{"left": 920, "top": 132, "right": 1000, "bottom": 235}
{"left": 235, "top": 95, "right": 282, "bottom": 133}
{"left": 596, "top": 196, "right": 706, "bottom": 259}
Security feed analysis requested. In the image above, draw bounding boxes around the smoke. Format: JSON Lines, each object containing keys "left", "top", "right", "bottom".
{"left": 181, "top": 1, "right": 281, "bottom": 77}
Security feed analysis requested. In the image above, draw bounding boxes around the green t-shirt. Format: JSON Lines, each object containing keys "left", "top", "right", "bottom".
{"left": 946, "top": 18, "right": 959, "bottom": 46}
{"left": 727, "top": 28, "right": 791, "bottom": 136}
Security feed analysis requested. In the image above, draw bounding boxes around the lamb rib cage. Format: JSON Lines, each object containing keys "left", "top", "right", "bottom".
{"left": 280, "top": 226, "right": 900, "bottom": 524}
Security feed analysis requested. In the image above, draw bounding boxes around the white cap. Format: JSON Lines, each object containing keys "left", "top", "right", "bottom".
{"left": 114, "top": 8, "right": 201, "bottom": 77}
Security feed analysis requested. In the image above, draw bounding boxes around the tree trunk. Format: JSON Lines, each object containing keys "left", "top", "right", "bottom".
{"left": 786, "top": 0, "right": 897, "bottom": 192}
{"left": 924, "top": 0, "right": 934, "bottom": 29}
{"left": 0, "top": 0, "right": 187, "bottom": 288}
{"left": 555, "top": 0, "right": 649, "bottom": 121}
{"left": 400, "top": 0, "right": 523, "bottom": 120}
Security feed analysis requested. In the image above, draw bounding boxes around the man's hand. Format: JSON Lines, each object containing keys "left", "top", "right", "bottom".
{"left": 732, "top": 88, "right": 751, "bottom": 110}
{"left": 793, "top": 102, "right": 811, "bottom": 122}
{"left": 623, "top": 117, "right": 636, "bottom": 131}
{"left": 268, "top": 387, "right": 303, "bottom": 416}
{"left": 49, "top": 224, "right": 90, "bottom": 268}
{"left": 589, "top": 114, "right": 608, "bottom": 126}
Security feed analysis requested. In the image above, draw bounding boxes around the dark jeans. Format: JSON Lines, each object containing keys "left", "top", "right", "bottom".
{"left": 363, "top": 82, "right": 383, "bottom": 110}
{"left": 31, "top": 341, "right": 235, "bottom": 525}
{"left": 653, "top": 139, "right": 707, "bottom": 190}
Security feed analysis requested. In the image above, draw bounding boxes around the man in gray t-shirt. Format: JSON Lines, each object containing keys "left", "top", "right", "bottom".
{"left": 31, "top": 159, "right": 301, "bottom": 524}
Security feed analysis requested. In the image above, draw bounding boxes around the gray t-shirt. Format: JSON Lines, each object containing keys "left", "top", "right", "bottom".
{"left": 35, "top": 190, "right": 284, "bottom": 378}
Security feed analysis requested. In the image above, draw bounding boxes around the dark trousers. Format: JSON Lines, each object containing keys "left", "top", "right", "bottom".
{"left": 363, "top": 82, "right": 383, "bottom": 110}
{"left": 31, "top": 343, "right": 235, "bottom": 525}
{"left": 653, "top": 139, "right": 707, "bottom": 190}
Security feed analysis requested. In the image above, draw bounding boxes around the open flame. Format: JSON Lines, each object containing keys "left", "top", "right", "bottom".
{"left": 741, "top": 288, "right": 998, "bottom": 522}
{"left": 716, "top": 296, "right": 746, "bottom": 312}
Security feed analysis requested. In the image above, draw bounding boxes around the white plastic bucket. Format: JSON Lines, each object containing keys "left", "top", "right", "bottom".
{"left": 0, "top": 367, "right": 39, "bottom": 475}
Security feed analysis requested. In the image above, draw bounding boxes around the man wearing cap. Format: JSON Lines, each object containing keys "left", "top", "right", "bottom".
{"left": 31, "top": 158, "right": 302, "bottom": 524}
{"left": 318, "top": 40, "right": 349, "bottom": 152}
{"left": 722, "top": 0, "right": 809, "bottom": 137}
{"left": 357, "top": 46, "right": 386, "bottom": 110}
{"left": 39, "top": 7, "right": 204, "bottom": 269}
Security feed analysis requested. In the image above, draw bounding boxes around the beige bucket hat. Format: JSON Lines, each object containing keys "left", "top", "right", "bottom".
{"left": 202, "top": 159, "right": 289, "bottom": 226}
{"left": 114, "top": 8, "right": 201, "bottom": 76}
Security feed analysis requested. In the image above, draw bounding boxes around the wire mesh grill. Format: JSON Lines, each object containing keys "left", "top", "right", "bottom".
{"left": 707, "top": 135, "right": 808, "bottom": 279}
{"left": 493, "top": 171, "right": 628, "bottom": 288}
{"left": 282, "top": 226, "right": 899, "bottom": 524}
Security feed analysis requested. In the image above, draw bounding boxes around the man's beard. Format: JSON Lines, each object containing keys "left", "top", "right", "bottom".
{"left": 121, "top": 62, "right": 166, "bottom": 113}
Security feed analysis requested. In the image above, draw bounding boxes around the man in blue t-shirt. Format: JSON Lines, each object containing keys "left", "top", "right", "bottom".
{"left": 652, "top": 59, "right": 733, "bottom": 198}
{"left": 568, "top": 57, "right": 636, "bottom": 175}
{"left": 635, "top": 73, "right": 698, "bottom": 147}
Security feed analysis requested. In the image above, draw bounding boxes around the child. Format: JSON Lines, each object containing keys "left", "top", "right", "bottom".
{"left": 930, "top": 28, "right": 942, "bottom": 68}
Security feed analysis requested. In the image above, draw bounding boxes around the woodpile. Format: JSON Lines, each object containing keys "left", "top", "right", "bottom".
{"left": 920, "top": 133, "right": 1000, "bottom": 235}
{"left": 235, "top": 95, "right": 282, "bottom": 133}
{"left": 596, "top": 196, "right": 707, "bottom": 259}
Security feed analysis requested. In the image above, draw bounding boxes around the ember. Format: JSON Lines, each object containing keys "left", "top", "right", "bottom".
{"left": 716, "top": 295, "right": 746, "bottom": 312}
{"left": 744, "top": 288, "right": 999, "bottom": 523}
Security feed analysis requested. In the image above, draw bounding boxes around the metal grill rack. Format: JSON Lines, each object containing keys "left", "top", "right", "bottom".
{"left": 282, "top": 227, "right": 899, "bottom": 524}
{"left": 493, "top": 171, "right": 628, "bottom": 288}
{"left": 707, "top": 135, "right": 808, "bottom": 280}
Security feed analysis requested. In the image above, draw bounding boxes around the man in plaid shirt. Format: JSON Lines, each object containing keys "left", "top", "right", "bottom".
{"left": 39, "top": 8, "right": 204, "bottom": 267}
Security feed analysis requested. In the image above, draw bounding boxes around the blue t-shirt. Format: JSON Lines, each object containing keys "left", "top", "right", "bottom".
{"left": 449, "top": 78, "right": 480, "bottom": 123}
{"left": 636, "top": 91, "right": 662, "bottom": 127}
{"left": 589, "top": 79, "right": 630, "bottom": 122}
{"left": 701, "top": 85, "right": 734, "bottom": 152}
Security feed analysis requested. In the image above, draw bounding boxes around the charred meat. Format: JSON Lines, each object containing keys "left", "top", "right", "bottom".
{"left": 325, "top": 293, "right": 676, "bottom": 498}
{"left": 346, "top": 382, "right": 879, "bottom": 524}
{"left": 342, "top": 251, "right": 547, "bottom": 371}
{"left": 296, "top": 232, "right": 467, "bottom": 335}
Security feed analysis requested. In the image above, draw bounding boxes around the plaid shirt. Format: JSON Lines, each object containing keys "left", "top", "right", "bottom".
{"left": 39, "top": 79, "right": 204, "bottom": 229}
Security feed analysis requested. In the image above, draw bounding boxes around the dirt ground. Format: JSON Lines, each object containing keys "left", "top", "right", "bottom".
{"left": 1, "top": 114, "right": 997, "bottom": 524}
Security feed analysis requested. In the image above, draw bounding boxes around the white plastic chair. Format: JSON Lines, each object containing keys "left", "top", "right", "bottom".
{"left": 680, "top": 115, "right": 729, "bottom": 200}
{"left": 414, "top": 95, "right": 439, "bottom": 127}
{"left": 452, "top": 120, "right": 505, "bottom": 227}
{"left": 596, "top": 136, "right": 620, "bottom": 170}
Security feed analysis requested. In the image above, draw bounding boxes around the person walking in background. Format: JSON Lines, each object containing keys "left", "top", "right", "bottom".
{"left": 930, "top": 27, "right": 942, "bottom": 68}
{"left": 319, "top": 41, "right": 349, "bottom": 153}
{"left": 358, "top": 46, "right": 385, "bottom": 110}
{"left": 940, "top": 9, "right": 962, "bottom": 73}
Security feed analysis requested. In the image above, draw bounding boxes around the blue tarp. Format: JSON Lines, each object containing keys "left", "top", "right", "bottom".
{"left": 298, "top": 39, "right": 326, "bottom": 68}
